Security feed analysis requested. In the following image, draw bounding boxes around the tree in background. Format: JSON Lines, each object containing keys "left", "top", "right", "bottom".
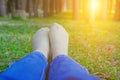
{"left": 55, "top": 0, "right": 63, "bottom": 13}
{"left": 34, "top": 0, "right": 40, "bottom": 17}
{"left": 27, "top": 0, "right": 34, "bottom": 17}
{"left": 65, "top": 0, "right": 70, "bottom": 11}
{"left": 73, "top": 0, "right": 79, "bottom": 20}
{"left": 0, "top": 0, "right": 119, "bottom": 22}
{"left": 108, "top": 0, "right": 113, "bottom": 16}
{"left": 6, "top": 0, "right": 40, "bottom": 18}
{"left": 7, "top": 0, "right": 16, "bottom": 17}
{"left": 101, "top": 0, "right": 108, "bottom": 21}
{"left": 82, "top": 0, "right": 90, "bottom": 21}
{"left": 114, "top": 0, "right": 120, "bottom": 21}
{"left": 15, "top": 0, "right": 27, "bottom": 18}
{"left": 0, "top": 0, "right": 6, "bottom": 17}
{"left": 43, "top": 0, "right": 49, "bottom": 17}
{"left": 6, "top": 0, "right": 27, "bottom": 18}
{"left": 27, "top": 0, "right": 40, "bottom": 17}
{"left": 50, "top": 0, "right": 55, "bottom": 15}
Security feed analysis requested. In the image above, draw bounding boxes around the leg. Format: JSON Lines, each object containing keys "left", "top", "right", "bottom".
{"left": 49, "top": 55, "right": 100, "bottom": 80}
{"left": 49, "top": 23, "right": 100, "bottom": 80}
{"left": 0, "top": 28, "right": 50, "bottom": 80}
{"left": 0, "top": 51, "right": 48, "bottom": 80}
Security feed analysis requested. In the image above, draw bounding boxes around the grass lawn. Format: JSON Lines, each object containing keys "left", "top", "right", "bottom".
{"left": 0, "top": 13, "right": 120, "bottom": 80}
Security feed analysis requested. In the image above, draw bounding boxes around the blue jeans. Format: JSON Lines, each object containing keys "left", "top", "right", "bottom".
{"left": 0, "top": 51, "right": 100, "bottom": 80}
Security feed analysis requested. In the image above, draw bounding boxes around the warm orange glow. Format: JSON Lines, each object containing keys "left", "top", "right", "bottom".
{"left": 89, "top": 0, "right": 100, "bottom": 22}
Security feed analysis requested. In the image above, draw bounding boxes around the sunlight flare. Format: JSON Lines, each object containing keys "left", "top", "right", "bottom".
{"left": 89, "top": 0, "right": 100, "bottom": 22}
{"left": 91, "top": 0, "right": 99, "bottom": 12}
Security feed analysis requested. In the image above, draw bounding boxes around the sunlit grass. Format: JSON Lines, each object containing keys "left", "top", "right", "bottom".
{"left": 0, "top": 13, "right": 120, "bottom": 80}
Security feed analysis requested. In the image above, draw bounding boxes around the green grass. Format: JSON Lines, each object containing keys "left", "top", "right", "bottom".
{"left": 0, "top": 13, "right": 120, "bottom": 80}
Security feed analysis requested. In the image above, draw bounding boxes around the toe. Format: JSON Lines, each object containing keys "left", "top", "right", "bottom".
{"left": 51, "top": 23, "right": 68, "bottom": 36}
{"left": 38, "top": 28, "right": 49, "bottom": 33}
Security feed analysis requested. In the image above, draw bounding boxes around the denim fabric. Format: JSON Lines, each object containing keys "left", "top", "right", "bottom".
{"left": 0, "top": 52, "right": 100, "bottom": 80}
{"left": 49, "top": 55, "right": 100, "bottom": 80}
{"left": 0, "top": 51, "right": 48, "bottom": 80}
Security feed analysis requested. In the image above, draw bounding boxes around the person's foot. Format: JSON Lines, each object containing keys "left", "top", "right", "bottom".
{"left": 49, "top": 23, "right": 69, "bottom": 59}
{"left": 32, "top": 28, "right": 49, "bottom": 59}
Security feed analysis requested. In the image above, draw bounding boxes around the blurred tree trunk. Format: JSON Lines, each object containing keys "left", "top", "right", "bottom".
{"left": 16, "top": 0, "right": 27, "bottom": 18}
{"left": 108, "top": 0, "right": 112, "bottom": 14}
{"left": 50, "top": 0, "right": 55, "bottom": 15}
{"left": 7, "top": 0, "right": 16, "bottom": 17}
{"left": 98, "top": 0, "right": 108, "bottom": 21}
{"left": 73, "top": 0, "right": 79, "bottom": 20}
{"left": 0, "top": 0, "right": 6, "bottom": 17}
{"left": 82, "top": 0, "right": 86, "bottom": 19}
{"left": 114, "top": 0, "right": 120, "bottom": 21}
{"left": 27, "top": 0, "right": 34, "bottom": 17}
{"left": 16, "top": 0, "right": 26, "bottom": 10}
{"left": 39, "top": 0, "right": 43, "bottom": 9}
{"left": 102, "top": 0, "right": 108, "bottom": 21}
{"left": 65, "top": 0, "right": 70, "bottom": 11}
{"left": 55, "top": 0, "right": 63, "bottom": 13}
{"left": 43, "top": 0, "right": 49, "bottom": 17}
{"left": 7, "top": 0, "right": 11, "bottom": 14}
{"left": 54, "top": 0, "right": 58, "bottom": 13}
{"left": 34, "top": 0, "right": 40, "bottom": 17}
{"left": 27, "top": 0, "right": 40, "bottom": 17}
{"left": 82, "top": 0, "right": 89, "bottom": 21}
{"left": 60, "top": 0, "right": 63, "bottom": 12}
